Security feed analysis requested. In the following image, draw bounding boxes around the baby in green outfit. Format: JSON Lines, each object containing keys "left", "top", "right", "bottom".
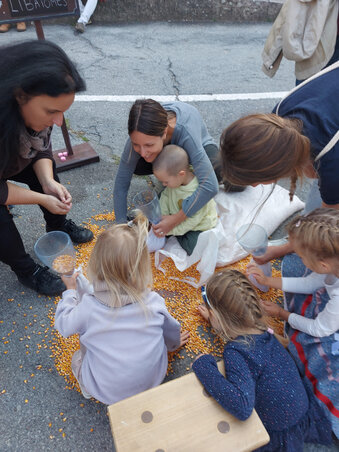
{"left": 152, "top": 144, "right": 218, "bottom": 255}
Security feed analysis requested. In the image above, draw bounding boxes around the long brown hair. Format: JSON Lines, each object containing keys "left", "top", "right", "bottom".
{"left": 205, "top": 269, "right": 288, "bottom": 347}
{"left": 128, "top": 98, "right": 168, "bottom": 137}
{"left": 220, "top": 114, "right": 311, "bottom": 200}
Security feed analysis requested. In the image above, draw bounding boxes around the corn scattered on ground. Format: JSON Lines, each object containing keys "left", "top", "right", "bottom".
{"left": 48, "top": 212, "right": 284, "bottom": 394}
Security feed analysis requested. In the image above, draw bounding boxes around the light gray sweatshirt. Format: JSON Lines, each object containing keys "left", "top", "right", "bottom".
{"left": 55, "top": 282, "right": 181, "bottom": 405}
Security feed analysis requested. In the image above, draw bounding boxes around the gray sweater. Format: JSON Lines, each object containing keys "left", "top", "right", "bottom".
{"left": 55, "top": 285, "right": 181, "bottom": 405}
{"left": 113, "top": 101, "right": 219, "bottom": 223}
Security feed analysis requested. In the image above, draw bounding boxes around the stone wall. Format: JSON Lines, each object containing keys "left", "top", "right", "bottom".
{"left": 88, "top": 0, "right": 281, "bottom": 23}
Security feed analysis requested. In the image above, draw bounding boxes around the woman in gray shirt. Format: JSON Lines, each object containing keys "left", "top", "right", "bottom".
{"left": 114, "top": 99, "right": 224, "bottom": 237}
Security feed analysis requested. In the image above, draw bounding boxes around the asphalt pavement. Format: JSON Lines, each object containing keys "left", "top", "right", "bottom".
{"left": 0, "top": 22, "right": 336, "bottom": 452}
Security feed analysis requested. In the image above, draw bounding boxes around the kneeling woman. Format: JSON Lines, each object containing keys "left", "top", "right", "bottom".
{"left": 113, "top": 99, "right": 222, "bottom": 237}
{"left": 0, "top": 40, "right": 93, "bottom": 296}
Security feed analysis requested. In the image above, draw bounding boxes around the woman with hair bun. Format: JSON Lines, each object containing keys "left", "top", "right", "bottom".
{"left": 220, "top": 62, "right": 339, "bottom": 263}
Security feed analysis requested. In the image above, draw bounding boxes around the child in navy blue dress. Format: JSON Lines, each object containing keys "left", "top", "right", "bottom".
{"left": 193, "top": 269, "right": 332, "bottom": 451}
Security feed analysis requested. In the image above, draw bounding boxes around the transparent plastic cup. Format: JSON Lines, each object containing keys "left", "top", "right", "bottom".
{"left": 236, "top": 224, "right": 272, "bottom": 292}
{"left": 34, "top": 231, "right": 76, "bottom": 277}
{"left": 236, "top": 224, "right": 268, "bottom": 256}
{"left": 133, "top": 189, "right": 162, "bottom": 225}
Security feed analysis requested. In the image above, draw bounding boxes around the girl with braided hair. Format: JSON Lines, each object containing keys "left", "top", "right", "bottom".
{"left": 193, "top": 269, "right": 332, "bottom": 451}
{"left": 248, "top": 208, "right": 339, "bottom": 338}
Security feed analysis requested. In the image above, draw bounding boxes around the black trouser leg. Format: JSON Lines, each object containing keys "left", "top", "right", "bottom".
{"left": 203, "top": 143, "right": 223, "bottom": 182}
{"left": 11, "top": 160, "right": 66, "bottom": 230}
{"left": 205, "top": 143, "right": 245, "bottom": 192}
{"left": 134, "top": 158, "right": 153, "bottom": 176}
{"left": 0, "top": 205, "right": 37, "bottom": 276}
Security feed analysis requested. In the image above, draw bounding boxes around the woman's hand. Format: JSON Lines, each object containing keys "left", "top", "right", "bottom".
{"left": 152, "top": 210, "right": 187, "bottom": 237}
{"left": 41, "top": 194, "right": 72, "bottom": 215}
{"left": 152, "top": 215, "right": 175, "bottom": 237}
{"left": 247, "top": 263, "right": 268, "bottom": 286}
{"left": 61, "top": 272, "right": 79, "bottom": 290}
{"left": 42, "top": 179, "right": 72, "bottom": 206}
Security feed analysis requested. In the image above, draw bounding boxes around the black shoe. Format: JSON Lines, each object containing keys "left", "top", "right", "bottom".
{"left": 17, "top": 265, "right": 66, "bottom": 296}
{"left": 47, "top": 219, "right": 93, "bottom": 244}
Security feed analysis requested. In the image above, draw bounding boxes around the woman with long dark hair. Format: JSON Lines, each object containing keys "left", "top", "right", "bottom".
{"left": 0, "top": 40, "right": 93, "bottom": 296}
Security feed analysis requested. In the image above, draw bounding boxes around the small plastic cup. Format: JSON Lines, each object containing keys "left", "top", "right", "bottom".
{"left": 133, "top": 189, "right": 162, "bottom": 224}
{"left": 34, "top": 231, "right": 76, "bottom": 276}
{"left": 236, "top": 223, "right": 268, "bottom": 256}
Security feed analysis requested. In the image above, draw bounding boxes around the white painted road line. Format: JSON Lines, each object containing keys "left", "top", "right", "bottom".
{"left": 74, "top": 92, "right": 288, "bottom": 102}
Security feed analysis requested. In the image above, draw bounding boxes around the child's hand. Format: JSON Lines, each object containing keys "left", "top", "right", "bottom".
{"left": 152, "top": 216, "right": 170, "bottom": 237}
{"left": 260, "top": 300, "right": 281, "bottom": 318}
{"left": 153, "top": 213, "right": 182, "bottom": 237}
{"left": 197, "top": 304, "right": 210, "bottom": 322}
{"left": 61, "top": 272, "right": 79, "bottom": 291}
{"left": 179, "top": 329, "right": 190, "bottom": 348}
{"left": 247, "top": 263, "right": 267, "bottom": 285}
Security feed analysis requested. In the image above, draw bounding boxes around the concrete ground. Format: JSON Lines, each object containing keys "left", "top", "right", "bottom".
{"left": 0, "top": 22, "right": 336, "bottom": 452}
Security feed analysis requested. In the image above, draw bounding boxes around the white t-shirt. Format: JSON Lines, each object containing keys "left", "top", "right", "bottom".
{"left": 282, "top": 272, "right": 339, "bottom": 337}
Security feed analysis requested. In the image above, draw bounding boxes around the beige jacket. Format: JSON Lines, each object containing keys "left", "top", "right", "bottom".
{"left": 262, "top": 0, "right": 338, "bottom": 80}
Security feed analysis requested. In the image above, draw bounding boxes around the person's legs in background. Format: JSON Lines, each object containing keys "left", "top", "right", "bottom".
{"left": 75, "top": 0, "right": 98, "bottom": 33}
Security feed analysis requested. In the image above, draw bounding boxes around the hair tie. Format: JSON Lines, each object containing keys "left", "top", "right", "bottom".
{"left": 294, "top": 220, "right": 301, "bottom": 228}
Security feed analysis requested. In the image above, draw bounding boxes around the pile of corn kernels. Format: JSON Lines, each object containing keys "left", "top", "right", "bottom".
{"left": 48, "top": 212, "right": 284, "bottom": 393}
{"left": 52, "top": 255, "right": 76, "bottom": 276}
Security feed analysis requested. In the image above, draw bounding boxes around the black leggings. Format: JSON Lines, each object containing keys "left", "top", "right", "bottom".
{"left": 134, "top": 143, "right": 223, "bottom": 182}
{"left": 0, "top": 161, "right": 66, "bottom": 276}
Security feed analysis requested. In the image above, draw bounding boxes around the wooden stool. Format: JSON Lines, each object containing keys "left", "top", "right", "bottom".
{"left": 108, "top": 362, "right": 269, "bottom": 452}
